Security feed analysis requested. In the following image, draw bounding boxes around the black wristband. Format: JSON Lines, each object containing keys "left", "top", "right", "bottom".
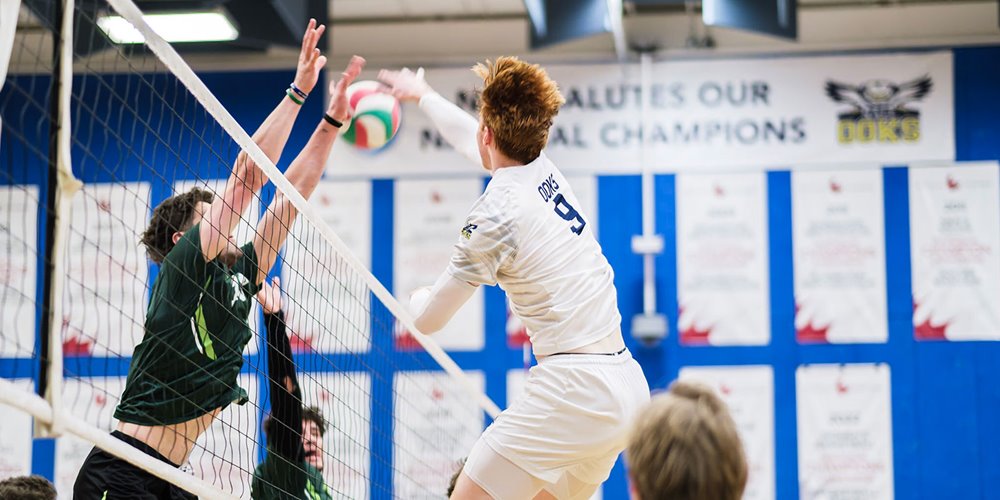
{"left": 323, "top": 113, "right": 343, "bottom": 129}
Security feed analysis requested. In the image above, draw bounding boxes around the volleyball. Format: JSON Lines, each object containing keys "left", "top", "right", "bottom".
{"left": 341, "top": 80, "right": 401, "bottom": 151}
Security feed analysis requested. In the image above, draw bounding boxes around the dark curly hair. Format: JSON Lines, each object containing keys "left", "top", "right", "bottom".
{"left": 140, "top": 188, "right": 214, "bottom": 264}
{"left": 263, "top": 405, "right": 327, "bottom": 440}
{"left": 0, "top": 475, "right": 57, "bottom": 500}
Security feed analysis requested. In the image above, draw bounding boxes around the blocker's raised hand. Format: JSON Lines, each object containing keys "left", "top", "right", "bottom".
{"left": 328, "top": 55, "right": 366, "bottom": 123}
{"left": 256, "top": 277, "right": 283, "bottom": 316}
{"left": 293, "top": 18, "right": 328, "bottom": 95}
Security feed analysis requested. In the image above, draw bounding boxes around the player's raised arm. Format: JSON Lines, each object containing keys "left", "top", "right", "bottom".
{"left": 410, "top": 193, "right": 516, "bottom": 335}
{"left": 257, "top": 279, "right": 304, "bottom": 463}
{"left": 377, "top": 68, "right": 483, "bottom": 168}
{"left": 200, "top": 19, "right": 327, "bottom": 262}
{"left": 251, "top": 56, "right": 365, "bottom": 285}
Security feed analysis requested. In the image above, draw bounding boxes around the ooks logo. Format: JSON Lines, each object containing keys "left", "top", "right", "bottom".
{"left": 825, "top": 76, "right": 933, "bottom": 144}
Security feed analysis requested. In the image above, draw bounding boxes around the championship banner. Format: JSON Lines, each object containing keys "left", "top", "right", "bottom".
{"left": 394, "top": 179, "right": 484, "bottom": 351}
{"left": 56, "top": 377, "right": 126, "bottom": 498}
{"left": 0, "top": 185, "right": 37, "bottom": 357}
{"left": 394, "top": 371, "right": 484, "bottom": 498}
{"left": 0, "top": 379, "right": 32, "bottom": 480}
{"left": 678, "top": 366, "right": 775, "bottom": 500}
{"left": 283, "top": 180, "right": 372, "bottom": 353}
{"left": 506, "top": 174, "right": 597, "bottom": 348}
{"left": 676, "top": 173, "right": 770, "bottom": 345}
{"left": 909, "top": 163, "right": 1000, "bottom": 341}
{"left": 329, "top": 51, "right": 953, "bottom": 177}
{"left": 793, "top": 170, "right": 888, "bottom": 343}
{"left": 63, "top": 183, "right": 150, "bottom": 357}
{"left": 186, "top": 374, "right": 258, "bottom": 496}
{"left": 173, "top": 179, "right": 261, "bottom": 354}
{"left": 796, "top": 364, "right": 894, "bottom": 500}
{"left": 298, "top": 372, "right": 371, "bottom": 499}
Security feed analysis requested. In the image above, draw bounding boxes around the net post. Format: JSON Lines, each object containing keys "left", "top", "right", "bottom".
{"left": 36, "top": 0, "right": 83, "bottom": 439}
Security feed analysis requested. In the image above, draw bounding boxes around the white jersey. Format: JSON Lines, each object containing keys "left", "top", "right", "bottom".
{"left": 446, "top": 153, "right": 621, "bottom": 355}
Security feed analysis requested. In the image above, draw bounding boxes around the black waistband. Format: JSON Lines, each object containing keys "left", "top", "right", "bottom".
{"left": 110, "top": 430, "right": 183, "bottom": 467}
{"left": 548, "top": 347, "right": 628, "bottom": 357}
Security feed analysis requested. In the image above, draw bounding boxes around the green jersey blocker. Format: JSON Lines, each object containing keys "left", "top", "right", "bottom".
{"left": 116, "top": 224, "right": 261, "bottom": 425}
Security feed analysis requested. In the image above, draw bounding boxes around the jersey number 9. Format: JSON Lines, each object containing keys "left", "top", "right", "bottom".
{"left": 553, "top": 194, "right": 586, "bottom": 235}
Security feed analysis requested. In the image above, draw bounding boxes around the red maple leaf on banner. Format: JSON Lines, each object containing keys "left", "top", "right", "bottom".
{"left": 797, "top": 321, "right": 830, "bottom": 343}
{"left": 713, "top": 184, "right": 725, "bottom": 197}
{"left": 836, "top": 379, "right": 849, "bottom": 394}
{"left": 289, "top": 334, "right": 315, "bottom": 353}
{"left": 719, "top": 384, "right": 732, "bottom": 396}
{"left": 506, "top": 309, "right": 529, "bottom": 348}
{"left": 319, "top": 389, "right": 331, "bottom": 403}
{"left": 94, "top": 394, "right": 107, "bottom": 407}
{"left": 431, "top": 387, "right": 444, "bottom": 401}
{"left": 914, "top": 318, "right": 948, "bottom": 340}
{"left": 507, "top": 328, "right": 529, "bottom": 348}
{"left": 946, "top": 175, "right": 960, "bottom": 191}
{"left": 320, "top": 194, "right": 332, "bottom": 207}
{"left": 829, "top": 178, "right": 842, "bottom": 193}
{"left": 394, "top": 326, "right": 423, "bottom": 351}
{"left": 680, "top": 324, "right": 712, "bottom": 345}
{"left": 63, "top": 335, "right": 93, "bottom": 357}
{"left": 431, "top": 191, "right": 442, "bottom": 204}
{"left": 96, "top": 199, "right": 112, "bottom": 212}
{"left": 913, "top": 299, "right": 949, "bottom": 340}
{"left": 795, "top": 301, "right": 830, "bottom": 343}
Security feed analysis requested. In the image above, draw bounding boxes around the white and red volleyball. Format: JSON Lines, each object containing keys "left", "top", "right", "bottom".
{"left": 341, "top": 80, "right": 401, "bottom": 151}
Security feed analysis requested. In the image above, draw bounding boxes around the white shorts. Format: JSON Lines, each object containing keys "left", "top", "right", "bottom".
{"left": 465, "top": 349, "right": 650, "bottom": 498}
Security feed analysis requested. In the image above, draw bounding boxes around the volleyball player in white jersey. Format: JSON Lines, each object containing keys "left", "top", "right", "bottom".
{"left": 379, "top": 58, "right": 650, "bottom": 500}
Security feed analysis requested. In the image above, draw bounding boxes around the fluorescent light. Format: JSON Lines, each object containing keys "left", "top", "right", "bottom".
{"left": 97, "top": 11, "right": 239, "bottom": 44}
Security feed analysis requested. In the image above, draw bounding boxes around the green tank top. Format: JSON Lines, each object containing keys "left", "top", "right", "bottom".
{"left": 115, "top": 224, "right": 260, "bottom": 425}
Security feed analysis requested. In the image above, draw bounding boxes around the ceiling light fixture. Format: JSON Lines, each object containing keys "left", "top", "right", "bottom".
{"left": 97, "top": 11, "right": 239, "bottom": 44}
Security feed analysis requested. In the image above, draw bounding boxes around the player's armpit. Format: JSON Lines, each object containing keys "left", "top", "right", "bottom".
{"left": 411, "top": 272, "right": 477, "bottom": 335}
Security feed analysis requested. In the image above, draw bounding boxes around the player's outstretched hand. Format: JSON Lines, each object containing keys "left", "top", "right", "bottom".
{"left": 257, "top": 277, "right": 283, "bottom": 315}
{"left": 294, "top": 18, "right": 327, "bottom": 95}
{"left": 328, "top": 55, "right": 366, "bottom": 123}
{"left": 377, "top": 67, "right": 432, "bottom": 103}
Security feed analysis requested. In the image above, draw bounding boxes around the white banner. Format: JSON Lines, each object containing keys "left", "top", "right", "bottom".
{"left": 0, "top": 185, "right": 38, "bottom": 357}
{"left": 676, "top": 173, "right": 770, "bottom": 345}
{"left": 63, "top": 183, "right": 150, "bottom": 357}
{"left": 283, "top": 180, "right": 372, "bottom": 353}
{"left": 796, "top": 364, "right": 894, "bottom": 500}
{"left": 56, "top": 376, "right": 126, "bottom": 498}
{"left": 394, "top": 371, "right": 484, "bottom": 499}
{"left": 0, "top": 378, "right": 33, "bottom": 480}
{"left": 793, "top": 170, "right": 888, "bottom": 344}
{"left": 173, "top": 179, "right": 261, "bottom": 353}
{"left": 506, "top": 174, "right": 597, "bottom": 348}
{"left": 909, "top": 163, "right": 1000, "bottom": 341}
{"left": 329, "top": 51, "right": 953, "bottom": 177}
{"left": 394, "top": 179, "right": 484, "bottom": 351}
{"left": 297, "top": 372, "right": 371, "bottom": 499}
{"left": 678, "top": 366, "right": 775, "bottom": 500}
